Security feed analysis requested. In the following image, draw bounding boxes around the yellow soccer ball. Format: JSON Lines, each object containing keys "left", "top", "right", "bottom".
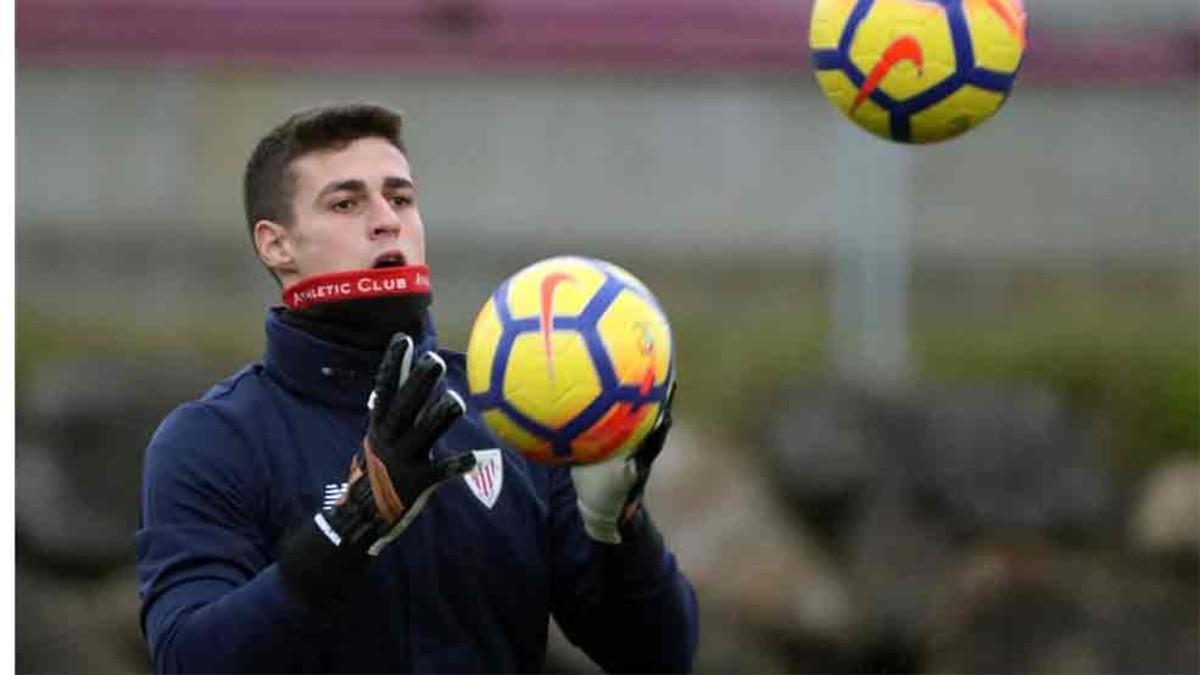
{"left": 810, "top": 0, "right": 1028, "bottom": 143}
{"left": 466, "top": 256, "right": 674, "bottom": 465}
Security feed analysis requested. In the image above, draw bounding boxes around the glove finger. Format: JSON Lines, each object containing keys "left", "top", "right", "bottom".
{"left": 399, "top": 451, "right": 472, "bottom": 516}
{"left": 404, "top": 390, "right": 466, "bottom": 456}
{"left": 660, "top": 377, "right": 678, "bottom": 421}
{"left": 380, "top": 352, "right": 447, "bottom": 439}
{"left": 370, "top": 333, "right": 414, "bottom": 419}
{"left": 432, "top": 452, "right": 477, "bottom": 482}
{"left": 634, "top": 416, "right": 670, "bottom": 474}
{"left": 638, "top": 386, "right": 676, "bottom": 458}
{"left": 635, "top": 378, "right": 677, "bottom": 469}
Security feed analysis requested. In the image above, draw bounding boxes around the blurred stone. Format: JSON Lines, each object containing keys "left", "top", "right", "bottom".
{"left": 761, "top": 386, "right": 881, "bottom": 546}
{"left": 16, "top": 563, "right": 149, "bottom": 674}
{"left": 925, "top": 538, "right": 1090, "bottom": 674}
{"left": 16, "top": 441, "right": 135, "bottom": 571}
{"left": 762, "top": 381, "right": 1120, "bottom": 671}
{"left": 689, "top": 609, "right": 807, "bottom": 674}
{"left": 907, "top": 384, "right": 1114, "bottom": 537}
{"left": 765, "top": 382, "right": 1114, "bottom": 540}
{"left": 1087, "top": 565, "right": 1200, "bottom": 674}
{"left": 926, "top": 537, "right": 1199, "bottom": 674}
{"left": 16, "top": 357, "right": 211, "bottom": 572}
{"left": 1130, "top": 457, "right": 1200, "bottom": 558}
{"left": 841, "top": 485, "right": 956, "bottom": 670}
{"left": 647, "top": 423, "right": 857, "bottom": 655}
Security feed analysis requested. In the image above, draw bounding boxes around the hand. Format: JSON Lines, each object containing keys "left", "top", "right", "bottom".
{"left": 279, "top": 334, "right": 475, "bottom": 606}
{"left": 570, "top": 381, "right": 676, "bottom": 544}
{"left": 331, "top": 334, "right": 475, "bottom": 555}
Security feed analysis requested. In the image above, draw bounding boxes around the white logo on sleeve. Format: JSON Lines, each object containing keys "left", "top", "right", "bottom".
{"left": 463, "top": 449, "right": 504, "bottom": 509}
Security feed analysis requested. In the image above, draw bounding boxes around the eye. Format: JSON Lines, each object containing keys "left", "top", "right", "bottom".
{"left": 390, "top": 194, "right": 414, "bottom": 207}
{"left": 331, "top": 198, "right": 356, "bottom": 213}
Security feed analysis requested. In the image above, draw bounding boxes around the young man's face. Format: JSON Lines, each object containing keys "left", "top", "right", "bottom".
{"left": 267, "top": 136, "right": 426, "bottom": 287}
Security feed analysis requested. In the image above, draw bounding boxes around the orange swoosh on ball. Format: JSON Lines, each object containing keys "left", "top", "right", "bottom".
{"left": 539, "top": 271, "right": 576, "bottom": 380}
{"left": 985, "top": 0, "right": 1026, "bottom": 48}
{"left": 851, "top": 35, "right": 924, "bottom": 114}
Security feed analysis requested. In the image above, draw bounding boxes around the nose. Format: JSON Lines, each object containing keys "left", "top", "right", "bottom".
{"left": 368, "top": 195, "right": 402, "bottom": 240}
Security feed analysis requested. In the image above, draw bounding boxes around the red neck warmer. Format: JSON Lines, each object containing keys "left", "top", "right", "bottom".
{"left": 278, "top": 266, "right": 434, "bottom": 352}
{"left": 282, "top": 266, "right": 431, "bottom": 309}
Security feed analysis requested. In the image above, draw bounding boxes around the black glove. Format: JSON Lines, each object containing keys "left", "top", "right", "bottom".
{"left": 353, "top": 333, "right": 476, "bottom": 553}
{"left": 280, "top": 334, "right": 474, "bottom": 607}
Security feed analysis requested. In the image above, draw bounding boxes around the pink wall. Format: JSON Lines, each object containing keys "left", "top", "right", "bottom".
{"left": 17, "top": 0, "right": 1198, "bottom": 84}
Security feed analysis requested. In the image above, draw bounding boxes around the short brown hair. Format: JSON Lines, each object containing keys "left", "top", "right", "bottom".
{"left": 243, "top": 103, "right": 407, "bottom": 235}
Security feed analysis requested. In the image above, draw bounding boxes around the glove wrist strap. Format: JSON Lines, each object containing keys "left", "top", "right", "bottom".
{"left": 278, "top": 502, "right": 376, "bottom": 611}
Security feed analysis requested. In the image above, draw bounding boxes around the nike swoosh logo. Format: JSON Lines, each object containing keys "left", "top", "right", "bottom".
{"left": 539, "top": 271, "right": 576, "bottom": 380}
{"left": 985, "top": 0, "right": 1026, "bottom": 48}
{"left": 851, "top": 35, "right": 924, "bottom": 114}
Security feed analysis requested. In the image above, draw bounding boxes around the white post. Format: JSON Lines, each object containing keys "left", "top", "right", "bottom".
{"left": 830, "top": 124, "right": 913, "bottom": 386}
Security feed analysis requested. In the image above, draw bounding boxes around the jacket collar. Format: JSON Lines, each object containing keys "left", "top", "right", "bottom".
{"left": 262, "top": 308, "right": 439, "bottom": 411}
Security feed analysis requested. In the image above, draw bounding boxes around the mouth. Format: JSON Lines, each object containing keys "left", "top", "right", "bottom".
{"left": 372, "top": 252, "right": 407, "bottom": 269}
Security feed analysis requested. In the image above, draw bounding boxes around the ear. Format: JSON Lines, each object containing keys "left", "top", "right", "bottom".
{"left": 253, "top": 220, "right": 298, "bottom": 277}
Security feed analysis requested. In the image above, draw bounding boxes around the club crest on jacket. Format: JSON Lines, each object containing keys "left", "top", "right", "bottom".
{"left": 464, "top": 449, "right": 504, "bottom": 509}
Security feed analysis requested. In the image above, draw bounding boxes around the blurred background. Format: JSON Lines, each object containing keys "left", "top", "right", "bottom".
{"left": 14, "top": 0, "right": 1199, "bottom": 672}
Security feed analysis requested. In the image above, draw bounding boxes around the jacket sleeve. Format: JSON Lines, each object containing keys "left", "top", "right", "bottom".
{"left": 136, "top": 402, "right": 331, "bottom": 673}
{"left": 547, "top": 466, "right": 699, "bottom": 673}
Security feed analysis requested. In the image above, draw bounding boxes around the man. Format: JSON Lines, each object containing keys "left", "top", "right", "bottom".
{"left": 136, "top": 103, "right": 698, "bottom": 673}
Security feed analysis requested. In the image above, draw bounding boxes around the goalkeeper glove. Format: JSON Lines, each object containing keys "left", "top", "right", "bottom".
{"left": 570, "top": 381, "right": 676, "bottom": 544}
{"left": 280, "top": 334, "right": 475, "bottom": 606}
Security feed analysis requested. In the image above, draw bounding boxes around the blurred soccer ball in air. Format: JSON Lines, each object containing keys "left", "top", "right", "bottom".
{"left": 810, "top": 0, "right": 1028, "bottom": 143}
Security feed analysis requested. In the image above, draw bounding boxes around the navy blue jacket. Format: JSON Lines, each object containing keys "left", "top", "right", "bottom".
{"left": 137, "top": 310, "right": 698, "bottom": 673}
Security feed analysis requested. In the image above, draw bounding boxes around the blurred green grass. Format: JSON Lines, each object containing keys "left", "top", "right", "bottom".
{"left": 17, "top": 267, "right": 1198, "bottom": 480}
{"left": 915, "top": 294, "right": 1199, "bottom": 476}
{"left": 15, "top": 303, "right": 263, "bottom": 390}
